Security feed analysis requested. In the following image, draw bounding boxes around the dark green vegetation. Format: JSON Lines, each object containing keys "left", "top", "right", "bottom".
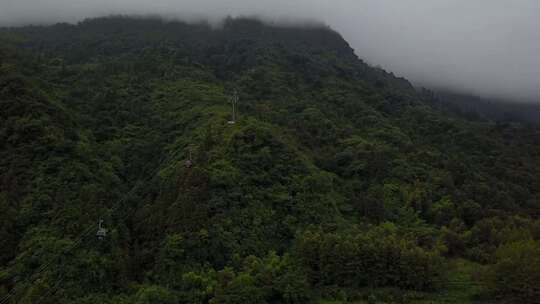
{"left": 1, "top": 16, "right": 540, "bottom": 303}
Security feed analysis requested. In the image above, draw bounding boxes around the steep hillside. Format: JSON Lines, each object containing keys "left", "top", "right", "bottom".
{"left": 1, "top": 16, "right": 540, "bottom": 304}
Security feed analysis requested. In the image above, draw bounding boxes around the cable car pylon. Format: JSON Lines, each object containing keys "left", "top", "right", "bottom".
{"left": 185, "top": 146, "right": 193, "bottom": 168}
{"left": 228, "top": 90, "right": 239, "bottom": 124}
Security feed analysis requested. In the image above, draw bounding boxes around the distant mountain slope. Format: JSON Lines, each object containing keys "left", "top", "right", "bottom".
{"left": 422, "top": 89, "right": 540, "bottom": 125}
{"left": 1, "top": 16, "right": 539, "bottom": 304}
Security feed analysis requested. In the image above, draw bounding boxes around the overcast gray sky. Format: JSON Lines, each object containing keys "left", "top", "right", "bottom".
{"left": 1, "top": 0, "right": 539, "bottom": 102}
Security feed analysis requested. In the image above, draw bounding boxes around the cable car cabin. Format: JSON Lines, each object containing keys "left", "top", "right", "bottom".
{"left": 185, "top": 159, "right": 193, "bottom": 168}
{"left": 96, "top": 220, "right": 108, "bottom": 240}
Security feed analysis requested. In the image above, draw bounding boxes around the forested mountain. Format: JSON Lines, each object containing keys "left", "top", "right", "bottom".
{"left": 1, "top": 16, "right": 540, "bottom": 304}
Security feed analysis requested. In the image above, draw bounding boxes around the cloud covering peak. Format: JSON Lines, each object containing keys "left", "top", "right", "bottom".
{"left": 1, "top": 0, "right": 539, "bottom": 102}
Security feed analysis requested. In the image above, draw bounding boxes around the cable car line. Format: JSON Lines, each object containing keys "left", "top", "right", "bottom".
{"left": 3, "top": 92, "right": 234, "bottom": 303}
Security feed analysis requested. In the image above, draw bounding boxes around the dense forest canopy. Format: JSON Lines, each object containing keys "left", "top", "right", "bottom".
{"left": 1, "top": 16, "right": 540, "bottom": 303}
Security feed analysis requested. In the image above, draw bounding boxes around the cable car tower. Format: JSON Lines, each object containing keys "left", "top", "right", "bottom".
{"left": 228, "top": 90, "right": 239, "bottom": 124}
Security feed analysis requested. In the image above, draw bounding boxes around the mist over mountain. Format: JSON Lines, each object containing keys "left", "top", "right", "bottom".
{"left": 1, "top": 0, "right": 539, "bottom": 102}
